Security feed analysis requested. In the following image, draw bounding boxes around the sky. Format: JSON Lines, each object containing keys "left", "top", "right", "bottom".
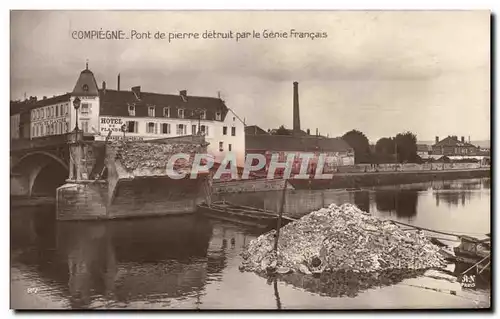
{"left": 10, "top": 10, "right": 490, "bottom": 142}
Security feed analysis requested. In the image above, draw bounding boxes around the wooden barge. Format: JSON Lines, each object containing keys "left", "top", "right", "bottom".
{"left": 197, "top": 201, "right": 296, "bottom": 230}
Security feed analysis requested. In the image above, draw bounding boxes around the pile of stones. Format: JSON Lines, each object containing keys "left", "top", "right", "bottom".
{"left": 110, "top": 141, "right": 205, "bottom": 171}
{"left": 240, "top": 203, "right": 446, "bottom": 275}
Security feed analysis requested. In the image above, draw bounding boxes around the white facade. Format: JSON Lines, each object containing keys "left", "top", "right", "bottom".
{"left": 97, "top": 110, "right": 246, "bottom": 167}
{"left": 69, "top": 95, "right": 100, "bottom": 135}
{"left": 30, "top": 100, "right": 71, "bottom": 138}
{"left": 208, "top": 108, "right": 246, "bottom": 167}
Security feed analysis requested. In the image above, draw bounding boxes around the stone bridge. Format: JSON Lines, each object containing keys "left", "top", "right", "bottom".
{"left": 11, "top": 134, "right": 76, "bottom": 197}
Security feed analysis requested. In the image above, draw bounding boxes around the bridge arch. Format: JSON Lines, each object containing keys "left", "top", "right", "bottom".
{"left": 11, "top": 151, "right": 69, "bottom": 197}
{"left": 12, "top": 151, "right": 69, "bottom": 173}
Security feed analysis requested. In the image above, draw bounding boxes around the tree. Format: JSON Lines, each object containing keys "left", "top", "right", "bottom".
{"left": 274, "top": 125, "right": 291, "bottom": 135}
{"left": 374, "top": 137, "right": 396, "bottom": 163}
{"left": 395, "top": 131, "right": 418, "bottom": 163}
{"left": 342, "top": 129, "right": 371, "bottom": 163}
{"left": 375, "top": 137, "right": 395, "bottom": 155}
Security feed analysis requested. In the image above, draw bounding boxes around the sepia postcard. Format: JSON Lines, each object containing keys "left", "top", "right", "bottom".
{"left": 9, "top": 10, "right": 491, "bottom": 310}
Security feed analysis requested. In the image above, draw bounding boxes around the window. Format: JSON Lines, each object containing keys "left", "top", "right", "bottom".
{"left": 200, "top": 110, "right": 206, "bottom": 120}
{"left": 81, "top": 121, "right": 89, "bottom": 133}
{"left": 229, "top": 144, "right": 232, "bottom": 151}
{"left": 163, "top": 107, "right": 170, "bottom": 117}
{"left": 66, "top": 122, "right": 70, "bottom": 132}
{"left": 162, "top": 123, "right": 171, "bottom": 134}
{"left": 147, "top": 122, "right": 156, "bottom": 134}
{"left": 215, "top": 112, "right": 221, "bottom": 121}
{"left": 219, "top": 141, "right": 224, "bottom": 152}
{"left": 126, "top": 121, "right": 138, "bottom": 133}
{"left": 223, "top": 126, "right": 228, "bottom": 135}
{"left": 148, "top": 106, "right": 155, "bottom": 117}
{"left": 59, "top": 122, "right": 64, "bottom": 134}
{"left": 51, "top": 106, "right": 54, "bottom": 117}
{"left": 200, "top": 125, "right": 208, "bottom": 136}
{"left": 56, "top": 105, "right": 59, "bottom": 117}
{"left": 178, "top": 109, "right": 185, "bottom": 119}
{"left": 65, "top": 104, "right": 69, "bottom": 115}
{"left": 231, "top": 127, "right": 236, "bottom": 136}
{"left": 176, "top": 124, "right": 187, "bottom": 135}
{"left": 192, "top": 125, "right": 197, "bottom": 135}
{"left": 128, "top": 105, "right": 135, "bottom": 116}
{"left": 81, "top": 103, "right": 90, "bottom": 115}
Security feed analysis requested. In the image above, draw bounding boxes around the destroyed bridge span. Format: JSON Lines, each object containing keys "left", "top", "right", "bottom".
{"left": 10, "top": 132, "right": 212, "bottom": 220}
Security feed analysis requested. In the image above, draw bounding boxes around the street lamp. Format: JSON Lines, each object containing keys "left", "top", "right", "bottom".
{"left": 73, "top": 97, "right": 81, "bottom": 131}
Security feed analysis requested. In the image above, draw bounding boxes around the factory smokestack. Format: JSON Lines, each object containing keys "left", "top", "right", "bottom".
{"left": 117, "top": 73, "right": 121, "bottom": 91}
{"left": 293, "top": 81, "right": 300, "bottom": 132}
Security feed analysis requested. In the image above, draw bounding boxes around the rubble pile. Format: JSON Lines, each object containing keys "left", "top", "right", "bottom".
{"left": 240, "top": 203, "right": 446, "bottom": 275}
{"left": 110, "top": 141, "right": 205, "bottom": 171}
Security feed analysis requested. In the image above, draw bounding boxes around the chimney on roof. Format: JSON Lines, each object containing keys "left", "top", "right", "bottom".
{"left": 307, "top": 128, "right": 310, "bottom": 135}
{"left": 102, "top": 81, "right": 106, "bottom": 93}
{"left": 293, "top": 82, "right": 301, "bottom": 132}
{"left": 132, "top": 86, "right": 141, "bottom": 99}
{"left": 461, "top": 136, "right": 465, "bottom": 143}
{"left": 315, "top": 128, "right": 318, "bottom": 136}
{"left": 435, "top": 136, "right": 439, "bottom": 144}
{"left": 117, "top": 73, "right": 121, "bottom": 91}
{"left": 43, "top": 96, "right": 47, "bottom": 100}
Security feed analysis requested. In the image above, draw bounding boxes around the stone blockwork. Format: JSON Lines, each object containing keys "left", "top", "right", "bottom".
{"left": 56, "top": 181, "right": 108, "bottom": 220}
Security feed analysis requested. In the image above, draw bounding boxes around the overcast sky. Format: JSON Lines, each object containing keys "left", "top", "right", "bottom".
{"left": 10, "top": 11, "right": 490, "bottom": 142}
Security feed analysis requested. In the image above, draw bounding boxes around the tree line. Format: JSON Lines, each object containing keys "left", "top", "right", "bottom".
{"left": 269, "top": 124, "right": 418, "bottom": 164}
{"left": 342, "top": 129, "right": 418, "bottom": 164}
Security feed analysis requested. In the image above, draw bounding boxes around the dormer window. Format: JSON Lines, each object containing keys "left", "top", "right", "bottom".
{"left": 178, "top": 108, "right": 185, "bottom": 119}
{"left": 128, "top": 104, "right": 135, "bottom": 116}
{"left": 215, "top": 112, "right": 221, "bottom": 121}
{"left": 200, "top": 110, "right": 206, "bottom": 120}
{"left": 83, "top": 84, "right": 89, "bottom": 92}
{"left": 148, "top": 106, "right": 155, "bottom": 117}
{"left": 163, "top": 107, "right": 170, "bottom": 117}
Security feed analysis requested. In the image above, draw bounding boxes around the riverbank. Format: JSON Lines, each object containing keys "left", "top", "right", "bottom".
{"left": 214, "top": 168, "right": 490, "bottom": 193}
{"left": 290, "top": 168, "right": 490, "bottom": 190}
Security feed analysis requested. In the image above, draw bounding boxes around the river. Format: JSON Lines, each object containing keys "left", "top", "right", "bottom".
{"left": 10, "top": 178, "right": 491, "bottom": 309}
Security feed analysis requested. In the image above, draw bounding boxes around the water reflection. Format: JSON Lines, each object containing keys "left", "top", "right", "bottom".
{"left": 374, "top": 190, "right": 420, "bottom": 220}
{"left": 271, "top": 269, "right": 425, "bottom": 298}
{"left": 11, "top": 212, "right": 221, "bottom": 309}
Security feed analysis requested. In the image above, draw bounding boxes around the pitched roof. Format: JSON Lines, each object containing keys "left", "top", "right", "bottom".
{"left": 99, "top": 89, "right": 229, "bottom": 121}
{"left": 434, "top": 136, "right": 476, "bottom": 148}
{"left": 10, "top": 93, "right": 71, "bottom": 115}
{"left": 245, "top": 125, "right": 269, "bottom": 135}
{"left": 246, "top": 135, "right": 353, "bottom": 153}
{"left": 72, "top": 68, "right": 99, "bottom": 96}
{"left": 417, "top": 144, "right": 430, "bottom": 152}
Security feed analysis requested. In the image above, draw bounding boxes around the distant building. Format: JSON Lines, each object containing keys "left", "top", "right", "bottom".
{"left": 245, "top": 125, "right": 269, "bottom": 135}
{"left": 432, "top": 136, "right": 479, "bottom": 156}
{"left": 416, "top": 144, "right": 431, "bottom": 158}
{"left": 246, "top": 134, "right": 354, "bottom": 176}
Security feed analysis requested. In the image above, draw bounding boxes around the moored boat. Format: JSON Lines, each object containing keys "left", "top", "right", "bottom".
{"left": 197, "top": 201, "right": 296, "bottom": 230}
